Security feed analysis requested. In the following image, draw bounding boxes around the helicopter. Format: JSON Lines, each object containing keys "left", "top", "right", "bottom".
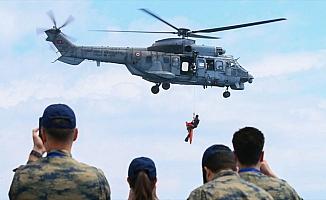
{"left": 42, "top": 9, "right": 286, "bottom": 98}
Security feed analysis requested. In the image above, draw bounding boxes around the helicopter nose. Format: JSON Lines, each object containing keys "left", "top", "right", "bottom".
{"left": 248, "top": 74, "right": 254, "bottom": 83}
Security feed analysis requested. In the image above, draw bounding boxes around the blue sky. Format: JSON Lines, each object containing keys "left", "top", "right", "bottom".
{"left": 1, "top": 0, "right": 326, "bottom": 199}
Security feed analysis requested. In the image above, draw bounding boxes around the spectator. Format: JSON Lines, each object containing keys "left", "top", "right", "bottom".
{"left": 232, "top": 126, "right": 302, "bottom": 200}
{"left": 187, "top": 144, "right": 273, "bottom": 200}
{"left": 127, "top": 157, "right": 158, "bottom": 200}
{"left": 9, "top": 103, "right": 110, "bottom": 200}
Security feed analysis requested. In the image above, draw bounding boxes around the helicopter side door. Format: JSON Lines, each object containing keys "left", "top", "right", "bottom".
{"left": 205, "top": 58, "right": 217, "bottom": 85}
{"left": 196, "top": 58, "right": 206, "bottom": 77}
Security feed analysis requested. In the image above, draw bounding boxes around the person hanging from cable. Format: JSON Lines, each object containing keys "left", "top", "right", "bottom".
{"left": 185, "top": 114, "right": 200, "bottom": 144}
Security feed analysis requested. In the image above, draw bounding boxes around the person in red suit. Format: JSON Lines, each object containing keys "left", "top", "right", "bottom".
{"left": 185, "top": 114, "right": 200, "bottom": 144}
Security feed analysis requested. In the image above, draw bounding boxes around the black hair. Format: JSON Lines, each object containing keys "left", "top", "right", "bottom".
{"left": 202, "top": 144, "right": 236, "bottom": 183}
{"left": 232, "top": 127, "right": 265, "bottom": 166}
{"left": 204, "top": 151, "right": 236, "bottom": 173}
{"left": 44, "top": 119, "right": 74, "bottom": 142}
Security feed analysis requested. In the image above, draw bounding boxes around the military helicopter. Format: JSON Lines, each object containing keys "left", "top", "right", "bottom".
{"left": 42, "top": 9, "right": 286, "bottom": 98}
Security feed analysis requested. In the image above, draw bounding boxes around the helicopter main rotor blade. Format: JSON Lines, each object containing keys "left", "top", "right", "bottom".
{"left": 89, "top": 29, "right": 177, "bottom": 34}
{"left": 188, "top": 33, "right": 220, "bottom": 39}
{"left": 191, "top": 18, "right": 286, "bottom": 34}
{"left": 47, "top": 10, "right": 57, "bottom": 28}
{"left": 58, "top": 15, "right": 74, "bottom": 29}
{"left": 140, "top": 8, "right": 179, "bottom": 31}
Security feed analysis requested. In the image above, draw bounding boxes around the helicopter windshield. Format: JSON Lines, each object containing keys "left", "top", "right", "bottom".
{"left": 233, "top": 59, "right": 247, "bottom": 71}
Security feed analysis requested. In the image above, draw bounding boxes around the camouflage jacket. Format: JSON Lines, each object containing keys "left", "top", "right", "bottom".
{"left": 239, "top": 170, "right": 302, "bottom": 200}
{"left": 9, "top": 150, "right": 110, "bottom": 200}
{"left": 187, "top": 169, "right": 273, "bottom": 200}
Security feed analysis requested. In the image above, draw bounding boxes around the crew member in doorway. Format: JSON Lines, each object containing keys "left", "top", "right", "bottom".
{"left": 185, "top": 114, "right": 200, "bottom": 144}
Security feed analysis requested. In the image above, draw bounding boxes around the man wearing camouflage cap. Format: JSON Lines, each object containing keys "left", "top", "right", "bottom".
{"left": 9, "top": 103, "right": 111, "bottom": 200}
{"left": 187, "top": 144, "right": 273, "bottom": 200}
{"left": 232, "top": 126, "right": 302, "bottom": 200}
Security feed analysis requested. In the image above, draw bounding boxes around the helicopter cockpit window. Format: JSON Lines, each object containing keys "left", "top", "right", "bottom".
{"left": 197, "top": 59, "right": 205, "bottom": 68}
{"left": 182, "top": 62, "right": 189, "bottom": 72}
{"left": 215, "top": 61, "right": 223, "bottom": 71}
{"left": 206, "top": 59, "right": 214, "bottom": 70}
{"left": 230, "top": 62, "right": 236, "bottom": 68}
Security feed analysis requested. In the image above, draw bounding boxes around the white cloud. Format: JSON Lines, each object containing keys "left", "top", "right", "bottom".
{"left": 249, "top": 50, "right": 326, "bottom": 77}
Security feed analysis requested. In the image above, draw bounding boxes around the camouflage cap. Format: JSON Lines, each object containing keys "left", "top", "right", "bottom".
{"left": 128, "top": 157, "right": 156, "bottom": 180}
{"left": 40, "top": 104, "right": 76, "bottom": 129}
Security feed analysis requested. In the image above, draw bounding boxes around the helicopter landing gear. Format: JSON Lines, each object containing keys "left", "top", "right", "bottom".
{"left": 151, "top": 83, "right": 160, "bottom": 94}
{"left": 162, "top": 82, "right": 170, "bottom": 90}
{"left": 223, "top": 87, "right": 231, "bottom": 98}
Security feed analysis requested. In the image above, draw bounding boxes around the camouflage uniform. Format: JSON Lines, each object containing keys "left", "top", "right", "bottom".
{"left": 187, "top": 169, "right": 273, "bottom": 200}
{"left": 240, "top": 171, "right": 302, "bottom": 200}
{"left": 9, "top": 150, "right": 110, "bottom": 200}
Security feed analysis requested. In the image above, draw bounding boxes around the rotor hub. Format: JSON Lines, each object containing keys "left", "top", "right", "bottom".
{"left": 178, "top": 28, "right": 190, "bottom": 37}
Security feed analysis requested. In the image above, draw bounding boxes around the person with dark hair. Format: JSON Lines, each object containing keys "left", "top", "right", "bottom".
{"left": 9, "top": 103, "right": 111, "bottom": 200}
{"left": 185, "top": 114, "right": 200, "bottom": 144}
{"left": 127, "top": 157, "right": 158, "bottom": 200}
{"left": 187, "top": 144, "right": 273, "bottom": 200}
{"left": 232, "top": 126, "right": 302, "bottom": 200}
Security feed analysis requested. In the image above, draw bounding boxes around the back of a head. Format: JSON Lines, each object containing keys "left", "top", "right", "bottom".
{"left": 40, "top": 104, "right": 76, "bottom": 142}
{"left": 202, "top": 144, "right": 236, "bottom": 183}
{"left": 232, "top": 127, "right": 265, "bottom": 166}
{"left": 128, "top": 157, "right": 157, "bottom": 200}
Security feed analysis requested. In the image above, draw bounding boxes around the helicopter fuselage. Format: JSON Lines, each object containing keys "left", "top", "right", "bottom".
{"left": 46, "top": 30, "right": 253, "bottom": 97}
{"left": 43, "top": 9, "right": 288, "bottom": 98}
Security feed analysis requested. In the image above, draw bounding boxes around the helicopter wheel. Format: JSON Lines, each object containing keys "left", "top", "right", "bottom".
{"left": 151, "top": 85, "right": 160, "bottom": 94}
{"left": 162, "top": 82, "right": 170, "bottom": 90}
{"left": 223, "top": 91, "right": 231, "bottom": 98}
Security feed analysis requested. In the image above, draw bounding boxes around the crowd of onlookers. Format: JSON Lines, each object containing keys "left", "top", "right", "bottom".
{"left": 8, "top": 103, "right": 302, "bottom": 200}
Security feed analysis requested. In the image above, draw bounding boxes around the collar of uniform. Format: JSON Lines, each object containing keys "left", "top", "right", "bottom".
{"left": 47, "top": 149, "right": 72, "bottom": 158}
{"left": 238, "top": 167, "right": 261, "bottom": 174}
{"left": 211, "top": 169, "right": 237, "bottom": 181}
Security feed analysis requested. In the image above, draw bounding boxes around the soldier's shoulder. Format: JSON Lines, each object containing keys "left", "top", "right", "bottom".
{"left": 187, "top": 179, "right": 273, "bottom": 200}
{"left": 240, "top": 172, "right": 301, "bottom": 199}
{"left": 73, "top": 159, "right": 105, "bottom": 174}
{"left": 13, "top": 159, "right": 45, "bottom": 173}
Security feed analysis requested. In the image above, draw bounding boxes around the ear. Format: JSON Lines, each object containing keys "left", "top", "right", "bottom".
{"left": 41, "top": 128, "right": 47, "bottom": 143}
{"left": 259, "top": 151, "right": 264, "bottom": 162}
{"left": 73, "top": 128, "right": 78, "bottom": 142}
{"left": 204, "top": 166, "right": 213, "bottom": 182}
{"left": 233, "top": 151, "right": 240, "bottom": 167}
{"left": 233, "top": 151, "right": 239, "bottom": 162}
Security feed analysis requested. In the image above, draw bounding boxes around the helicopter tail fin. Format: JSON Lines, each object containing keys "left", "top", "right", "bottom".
{"left": 45, "top": 29, "right": 84, "bottom": 65}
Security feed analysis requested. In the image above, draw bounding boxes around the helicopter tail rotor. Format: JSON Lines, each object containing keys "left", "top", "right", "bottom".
{"left": 40, "top": 10, "right": 75, "bottom": 34}
{"left": 38, "top": 10, "right": 77, "bottom": 43}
